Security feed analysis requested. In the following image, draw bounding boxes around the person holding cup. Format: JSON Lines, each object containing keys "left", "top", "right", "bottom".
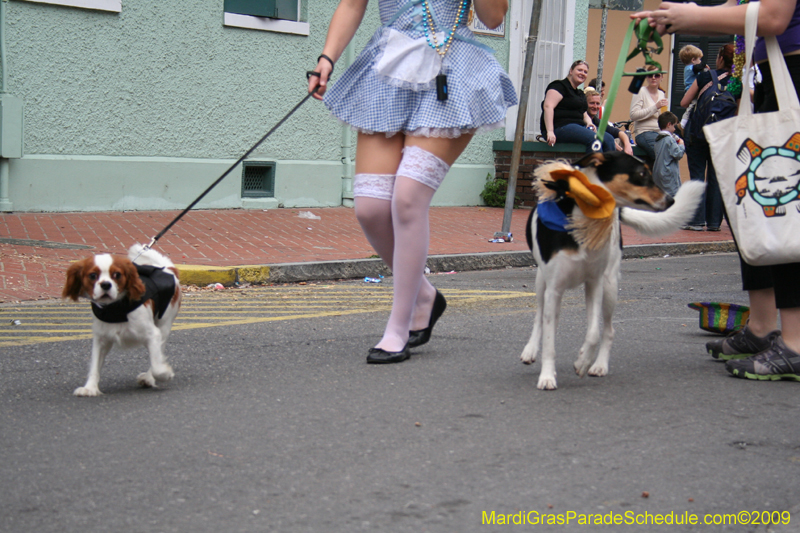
{"left": 629, "top": 64, "right": 668, "bottom": 161}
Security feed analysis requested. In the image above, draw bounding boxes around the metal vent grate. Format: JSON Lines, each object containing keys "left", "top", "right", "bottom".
{"left": 242, "top": 161, "right": 275, "bottom": 198}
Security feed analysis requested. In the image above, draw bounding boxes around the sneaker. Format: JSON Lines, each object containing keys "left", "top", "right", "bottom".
{"left": 706, "top": 226, "right": 721, "bottom": 232}
{"left": 682, "top": 225, "right": 705, "bottom": 231}
{"left": 706, "top": 325, "right": 780, "bottom": 360}
{"left": 726, "top": 336, "right": 800, "bottom": 381}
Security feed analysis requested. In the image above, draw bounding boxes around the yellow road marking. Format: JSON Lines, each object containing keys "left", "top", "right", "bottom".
{"left": 0, "top": 286, "right": 529, "bottom": 347}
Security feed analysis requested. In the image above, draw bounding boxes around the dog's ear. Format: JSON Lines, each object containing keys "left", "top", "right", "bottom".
{"left": 62, "top": 259, "right": 89, "bottom": 301}
{"left": 121, "top": 259, "right": 146, "bottom": 301}
{"left": 576, "top": 152, "right": 606, "bottom": 169}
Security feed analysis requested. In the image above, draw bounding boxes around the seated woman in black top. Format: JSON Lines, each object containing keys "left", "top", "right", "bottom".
{"left": 540, "top": 60, "right": 616, "bottom": 153}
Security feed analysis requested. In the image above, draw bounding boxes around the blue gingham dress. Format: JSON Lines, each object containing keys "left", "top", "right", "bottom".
{"left": 324, "top": 0, "right": 518, "bottom": 136}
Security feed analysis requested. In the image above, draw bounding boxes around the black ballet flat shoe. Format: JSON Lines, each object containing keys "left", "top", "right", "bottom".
{"left": 366, "top": 343, "right": 410, "bottom": 364}
{"left": 408, "top": 290, "right": 447, "bottom": 348}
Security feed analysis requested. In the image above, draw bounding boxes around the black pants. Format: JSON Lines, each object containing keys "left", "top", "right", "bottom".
{"left": 738, "top": 56, "right": 800, "bottom": 309}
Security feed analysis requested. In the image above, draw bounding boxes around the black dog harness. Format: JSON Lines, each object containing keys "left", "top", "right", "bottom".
{"left": 91, "top": 265, "right": 175, "bottom": 323}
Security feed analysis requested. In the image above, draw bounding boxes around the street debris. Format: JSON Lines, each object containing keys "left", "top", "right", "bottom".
{"left": 298, "top": 211, "right": 321, "bottom": 220}
{"left": 490, "top": 232, "right": 513, "bottom": 243}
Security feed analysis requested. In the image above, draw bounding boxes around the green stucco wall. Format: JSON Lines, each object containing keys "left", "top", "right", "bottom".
{"left": 573, "top": 0, "right": 589, "bottom": 67}
{"left": 10, "top": 0, "right": 347, "bottom": 160}
{"left": 2, "top": 0, "right": 512, "bottom": 211}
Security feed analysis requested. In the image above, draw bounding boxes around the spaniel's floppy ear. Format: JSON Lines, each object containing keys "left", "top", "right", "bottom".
{"left": 120, "top": 259, "right": 146, "bottom": 301}
{"left": 576, "top": 152, "right": 606, "bottom": 169}
{"left": 62, "top": 259, "right": 90, "bottom": 301}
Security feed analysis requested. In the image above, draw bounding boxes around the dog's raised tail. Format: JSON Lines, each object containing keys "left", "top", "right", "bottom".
{"left": 128, "top": 243, "right": 175, "bottom": 269}
{"left": 620, "top": 181, "right": 705, "bottom": 237}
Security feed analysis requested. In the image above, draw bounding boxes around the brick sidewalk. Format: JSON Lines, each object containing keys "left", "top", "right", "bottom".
{"left": 0, "top": 207, "right": 733, "bottom": 303}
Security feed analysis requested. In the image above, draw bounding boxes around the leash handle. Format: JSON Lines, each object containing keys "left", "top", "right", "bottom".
{"left": 148, "top": 86, "right": 321, "bottom": 248}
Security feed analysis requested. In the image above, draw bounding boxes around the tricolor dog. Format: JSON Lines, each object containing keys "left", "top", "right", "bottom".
{"left": 62, "top": 244, "right": 181, "bottom": 396}
{"left": 521, "top": 152, "right": 704, "bottom": 390}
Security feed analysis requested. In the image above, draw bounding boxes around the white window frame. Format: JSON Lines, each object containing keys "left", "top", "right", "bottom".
{"left": 506, "top": 0, "right": 575, "bottom": 141}
{"left": 223, "top": 0, "right": 308, "bottom": 36}
{"left": 18, "top": 0, "right": 120, "bottom": 12}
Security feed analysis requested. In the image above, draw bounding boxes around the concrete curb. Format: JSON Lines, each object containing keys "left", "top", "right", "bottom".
{"left": 621, "top": 240, "right": 737, "bottom": 259}
{"left": 178, "top": 241, "right": 736, "bottom": 286}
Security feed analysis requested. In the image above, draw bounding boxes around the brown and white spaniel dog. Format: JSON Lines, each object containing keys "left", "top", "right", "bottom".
{"left": 62, "top": 244, "right": 181, "bottom": 396}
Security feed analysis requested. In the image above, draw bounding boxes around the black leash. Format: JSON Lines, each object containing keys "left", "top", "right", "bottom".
{"left": 141, "top": 84, "right": 321, "bottom": 252}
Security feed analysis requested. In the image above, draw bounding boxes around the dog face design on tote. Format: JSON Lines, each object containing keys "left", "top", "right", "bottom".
{"left": 735, "top": 133, "right": 800, "bottom": 217}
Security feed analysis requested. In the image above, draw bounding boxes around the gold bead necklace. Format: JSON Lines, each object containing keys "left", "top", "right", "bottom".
{"left": 422, "top": 0, "right": 468, "bottom": 58}
{"left": 421, "top": 0, "right": 468, "bottom": 100}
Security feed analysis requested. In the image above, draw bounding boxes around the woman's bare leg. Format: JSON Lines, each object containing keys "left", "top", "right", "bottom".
{"left": 353, "top": 132, "right": 403, "bottom": 269}
{"left": 746, "top": 288, "right": 779, "bottom": 337}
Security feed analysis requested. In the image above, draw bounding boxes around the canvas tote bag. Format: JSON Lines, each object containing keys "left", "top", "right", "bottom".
{"left": 705, "top": 1, "right": 800, "bottom": 266}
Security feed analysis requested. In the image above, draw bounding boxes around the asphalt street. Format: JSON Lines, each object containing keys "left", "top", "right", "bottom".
{"left": 1, "top": 252, "right": 798, "bottom": 533}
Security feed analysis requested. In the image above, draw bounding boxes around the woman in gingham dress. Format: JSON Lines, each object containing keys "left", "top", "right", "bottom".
{"left": 308, "top": 0, "right": 517, "bottom": 364}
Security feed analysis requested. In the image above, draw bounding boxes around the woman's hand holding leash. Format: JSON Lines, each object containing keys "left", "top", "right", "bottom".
{"left": 308, "top": 54, "right": 335, "bottom": 100}
{"left": 629, "top": 0, "right": 780, "bottom": 38}
{"left": 630, "top": 2, "right": 691, "bottom": 36}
